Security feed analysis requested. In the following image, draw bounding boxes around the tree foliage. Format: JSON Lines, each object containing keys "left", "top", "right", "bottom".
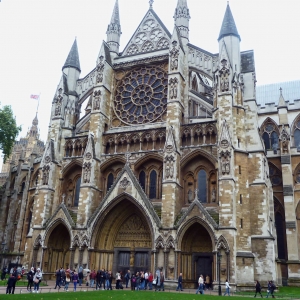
{"left": 0, "top": 104, "right": 21, "bottom": 163}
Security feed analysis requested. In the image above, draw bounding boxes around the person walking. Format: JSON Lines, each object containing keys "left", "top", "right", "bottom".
{"left": 27, "top": 267, "right": 35, "bottom": 292}
{"left": 72, "top": 270, "right": 78, "bottom": 292}
{"left": 78, "top": 269, "right": 83, "bottom": 286}
{"left": 64, "top": 271, "right": 71, "bottom": 291}
{"left": 148, "top": 272, "right": 153, "bottom": 290}
{"left": 254, "top": 280, "right": 263, "bottom": 298}
{"left": 125, "top": 269, "right": 131, "bottom": 288}
{"left": 266, "top": 281, "right": 276, "bottom": 298}
{"left": 224, "top": 278, "right": 231, "bottom": 296}
{"left": 116, "top": 270, "right": 121, "bottom": 289}
{"left": 90, "top": 269, "right": 96, "bottom": 288}
{"left": 176, "top": 272, "right": 183, "bottom": 291}
{"left": 196, "top": 274, "right": 204, "bottom": 294}
{"left": 6, "top": 274, "right": 15, "bottom": 294}
{"left": 11, "top": 267, "right": 18, "bottom": 294}
{"left": 54, "top": 269, "right": 61, "bottom": 289}
{"left": 33, "top": 268, "right": 42, "bottom": 293}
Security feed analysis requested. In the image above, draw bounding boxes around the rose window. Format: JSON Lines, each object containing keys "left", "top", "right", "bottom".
{"left": 114, "top": 66, "right": 168, "bottom": 125}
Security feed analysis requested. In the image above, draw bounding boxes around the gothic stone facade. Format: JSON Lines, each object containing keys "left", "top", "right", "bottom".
{"left": 1, "top": 0, "right": 300, "bottom": 288}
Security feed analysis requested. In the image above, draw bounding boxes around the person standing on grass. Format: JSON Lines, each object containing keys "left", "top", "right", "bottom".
{"left": 224, "top": 278, "right": 231, "bottom": 296}
{"left": 27, "top": 267, "right": 35, "bottom": 292}
{"left": 196, "top": 274, "right": 204, "bottom": 294}
{"left": 176, "top": 272, "right": 183, "bottom": 291}
{"left": 72, "top": 270, "right": 78, "bottom": 292}
{"left": 254, "top": 280, "right": 263, "bottom": 298}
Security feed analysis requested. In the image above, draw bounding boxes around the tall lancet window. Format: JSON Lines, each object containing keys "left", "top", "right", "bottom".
{"left": 74, "top": 177, "right": 81, "bottom": 207}
{"left": 149, "top": 170, "right": 157, "bottom": 199}
{"left": 197, "top": 170, "right": 207, "bottom": 203}
{"left": 139, "top": 171, "right": 146, "bottom": 191}
{"left": 107, "top": 173, "right": 114, "bottom": 193}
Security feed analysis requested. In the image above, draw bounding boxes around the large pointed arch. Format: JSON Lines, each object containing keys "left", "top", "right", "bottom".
{"left": 181, "top": 149, "right": 217, "bottom": 169}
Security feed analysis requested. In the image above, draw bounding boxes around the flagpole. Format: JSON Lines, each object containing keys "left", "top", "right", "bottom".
{"left": 36, "top": 93, "right": 41, "bottom": 114}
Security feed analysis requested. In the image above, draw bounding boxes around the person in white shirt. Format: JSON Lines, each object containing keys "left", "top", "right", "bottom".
{"left": 224, "top": 278, "right": 231, "bottom": 296}
{"left": 195, "top": 274, "right": 204, "bottom": 294}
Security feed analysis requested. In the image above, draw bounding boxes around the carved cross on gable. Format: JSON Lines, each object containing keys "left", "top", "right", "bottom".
{"left": 149, "top": 0, "right": 154, "bottom": 9}
{"left": 125, "top": 152, "right": 131, "bottom": 164}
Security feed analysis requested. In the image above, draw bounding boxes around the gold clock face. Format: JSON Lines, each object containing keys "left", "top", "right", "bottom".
{"left": 114, "top": 66, "right": 168, "bottom": 125}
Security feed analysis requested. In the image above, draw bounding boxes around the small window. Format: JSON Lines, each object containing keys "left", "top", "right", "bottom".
{"left": 294, "top": 128, "right": 300, "bottom": 148}
{"left": 240, "top": 194, "right": 242, "bottom": 204}
{"left": 239, "top": 166, "right": 241, "bottom": 174}
{"left": 74, "top": 177, "right": 81, "bottom": 207}
{"left": 240, "top": 219, "right": 243, "bottom": 228}
{"left": 107, "top": 173, "right": 114, "bottom": 192}
{"left": 197, "top": 170, "right": 207, "bottom": 203}
{"left": 139, "top": 171, "right": 146, "bottom": 191}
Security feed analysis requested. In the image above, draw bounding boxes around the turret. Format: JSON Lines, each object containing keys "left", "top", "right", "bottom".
{"left": 62, "top": 39, "right": 81, "bottom": 92}
{"left": 173, "top": 0, "right": 190, "bottom": 44}
{"left": 106, "top": 0, "right": 122, "bottom": 54}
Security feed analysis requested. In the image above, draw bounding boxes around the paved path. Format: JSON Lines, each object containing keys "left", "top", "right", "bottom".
{"left": 0, "top": 280, "right": 220, "bottom": 295}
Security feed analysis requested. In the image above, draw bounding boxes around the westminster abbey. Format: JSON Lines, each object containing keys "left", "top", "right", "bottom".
{"left": 1, "top": 0, "right": 300, "bottom": 288}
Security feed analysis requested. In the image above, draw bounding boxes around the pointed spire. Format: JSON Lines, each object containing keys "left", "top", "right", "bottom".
{"left": 62, "top": 39, "right": 81, "bottom": 72}
{"left": 278, "top": 87, "right": 287, "bottom": 108}
{"left": 32, "top": 112, "right": 38, "bottom": 126}
{"left": 106, "top": 0, "right": 122, "bottom": 53}
{"left": 174, "top": 0, "right": 190, "bottom": 42}
{"left": 218, "top": 3, "right": 240, "bottom": 41}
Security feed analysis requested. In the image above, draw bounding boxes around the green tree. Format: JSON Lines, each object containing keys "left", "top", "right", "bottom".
{"left": 0, "top": 104, "right": 21, "bottom": 163}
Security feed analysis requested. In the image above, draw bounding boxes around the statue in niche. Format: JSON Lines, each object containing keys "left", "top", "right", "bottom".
{"left": 165, "top": 162, "right": 170, "bottom": 179}
{"left": 169, "top": 78, "right": 178, "bottom": 99}
{"left": 220, "top": 152, "right": 230, "bottom": 175}
{"left": 130, "top": 253, "right": 134, "bottom": 266}
{"left": 67, "top": 193, "right": 73, "bottom": 207}
{"left": 55, "top": 88, "right": 63, "bottom": 116}
{"left": 170, "top": 40, "right": 179, "bottom": 71}
{"left": 42, "top": 165, "right": 50, "bottom": 185}
{"left": 96, "top": 56, "right": 105, "bottom": 83}
{"left": 83, "top": 162, "right": 91, "bottom": 183}
{"left": 93, "top": 90, "right": 101, "bottom": 110}
{"left": 164, "top": 155, "right": 175, "bottom": 179}
{"left": 211, "top": 187, "right": 216, "bottom": 202}
{"left": 219, "top": 59, "right": 230, "bottom": 92}
{"left": 188, "top": 189, "right": 193, "bottom": 203}
{"left": 282, "top": 135, "right": 289, "bottom": 154}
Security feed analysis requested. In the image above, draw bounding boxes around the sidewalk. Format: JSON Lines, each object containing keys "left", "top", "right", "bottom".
{"left": 0, "top": 280, "right": 220, "bottom": 295}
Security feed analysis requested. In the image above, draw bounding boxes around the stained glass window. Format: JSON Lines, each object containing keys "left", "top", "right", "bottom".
{"left": 149, "top": 170, "right": 157, "bottom": 199}
{"left": 261, "top": 122, "right": 279, "bottom": 150}
{"left": 197, "top": 170, "right": 207, "bottom": 203}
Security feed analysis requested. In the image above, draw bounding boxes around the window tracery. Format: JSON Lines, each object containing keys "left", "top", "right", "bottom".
{"left": 268, "top": 163, "right": 282, "bottom": 186}
{"left": 261, "top": 121, "right": 279, "bottom": 151}
{"left": 293, "top": 118, "right": 300, "bottom": 148}
{"left": 113, "top": 66, "right": 168, "bottom": 125}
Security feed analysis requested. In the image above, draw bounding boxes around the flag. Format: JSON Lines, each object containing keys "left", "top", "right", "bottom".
{"left": 30, "top": 94, "right": 39, "bottom": 99}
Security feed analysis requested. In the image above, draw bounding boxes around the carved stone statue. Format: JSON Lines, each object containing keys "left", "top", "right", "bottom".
{"left": 211, "top": 187, "right": 216, "bottom": 202}
{"left": 83, "top": 162, "right": 91, "bottom": 183}
{"left": 220, "top": 151, "right": 230, "bottom": 175}
{"left": 93, "top": 90, "right": 101, "bottom": 110}
{"left": 219, "top": 59, "right": 230, "bottom": 92}
{"left": 42, "top": 165, "right": 50, "bottom": 185}
{"left": 170, "top": 40, "right": 179, "bottom": 71}
{"left": 188, "top": 189, "right": 193, "bottom": 203}
{"left": 96, "top": 56, "right": 105, "bottom": 83}
{"left": 67, "top": 193, "right": 73, "bottom": 207}
{"left": 169, "top": 78, "right": 178, "bottom": 99}
{"left": 55, "top": 88, "right": 63, "bottom": 116}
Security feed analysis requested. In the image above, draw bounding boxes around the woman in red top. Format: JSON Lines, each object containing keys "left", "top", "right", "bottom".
{"left": 148, "top": 272, "right": 153, "bottom": 290}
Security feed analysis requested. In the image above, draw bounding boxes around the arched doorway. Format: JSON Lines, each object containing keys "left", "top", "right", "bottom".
{"left": 44, "top": 223, "right": 71, "bottom": 272}
{"left": 180, "top": 222, "right": 213, "bottom": 288}
{"left": 92, "top": 198, "right": 153, "bottom": 275}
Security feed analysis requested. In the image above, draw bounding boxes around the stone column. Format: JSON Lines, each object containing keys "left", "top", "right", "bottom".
{"left": 69, "top": 248, "right": 75, "bottom": 270}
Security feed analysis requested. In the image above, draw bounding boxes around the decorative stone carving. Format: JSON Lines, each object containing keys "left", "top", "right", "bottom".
{"left": 42, "top": 165, "right": 50, "bottom": 185}
{"left": 169, "top": 78, "right": 178, "bottom": 99}
{"left": 119, "top": 177, "right": 131, "bottom": 190}
{"left": 280, "top": 126, "right": 290, "bottom": 154}
{"left": 211, "top": 187, "right": 216, "bottom": 202}
{"left": 220, "top": 150, "right": 231, "bottom": 175}
{"left": 83, "top": 162, "right": 91, "bottom": 183}
{"left": 164, "top": 155, "right": 175, "bottom": 179}
{"left": 93, "top": 90, "right": 101, "bottom": 110}
{"left": 188, "top": 189, "right": 193, "bottom": 203}
{"left": 96, "top": 56, "right": 105, "bottom": 84}
{"left": 219, "top": 59, "right": 230, "bottom": 92}
{"left": 54, "top": 88, "right": 63, "bottom": 116}
{"left": 219, "top": 119, "right": 231, "bottom": 148}
{"left": 170, "top": 41, "right": 179, "bottom": 71}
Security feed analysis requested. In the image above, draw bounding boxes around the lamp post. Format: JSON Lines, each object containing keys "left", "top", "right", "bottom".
{"left": 218, "top": 251, "right": 222, "bottom": 296}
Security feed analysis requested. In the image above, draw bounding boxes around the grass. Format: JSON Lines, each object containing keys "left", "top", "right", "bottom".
{"left": 235, "top": 286, "right": 300, "bottom": 298}
{"left": 0, "top": 278, "right": 47, "bottom": 287}
{"left": 1, "top": 287, "right": 300, "bottom": 300}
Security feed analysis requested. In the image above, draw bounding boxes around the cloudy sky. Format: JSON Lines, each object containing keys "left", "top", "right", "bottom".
{"left": 0, "top": 0, "right": 299, "bottom": 157}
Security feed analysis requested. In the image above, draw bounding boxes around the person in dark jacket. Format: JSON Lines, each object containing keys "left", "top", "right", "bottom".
{"left": 27, "top": 267, "right": 35, "bottom": 292}
{"left": 266, "top": 281, "right": 276, "bottom": 298}
{"left": 11, "top": 267, "right": 18, "bottom": 294}
{"left": 72, "top": 270, "right": 78, "bottom": 292}
{"left": 254, "top": 280, "right": 263, "bottom": 298}
{"left": 1, "top": 266, "right": 8, "bottom": 280}
{"left": 54, "top": 269, "right": 61, "bottom": 289}
{"left": 96, "top": 270, "right": 101, "bottom": 290}
{"left": 78, "top": 270, "right": 84, "bottom": 286}
{"left": 176, "top": 272, "right": 183, "bottom": 291}
{"left": 6, "top": 274, "right": 15, "bottom": 294}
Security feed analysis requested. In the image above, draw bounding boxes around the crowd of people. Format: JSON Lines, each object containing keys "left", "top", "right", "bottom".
{"left": 1, "top": 264, "right": 278, "bottom": 296}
